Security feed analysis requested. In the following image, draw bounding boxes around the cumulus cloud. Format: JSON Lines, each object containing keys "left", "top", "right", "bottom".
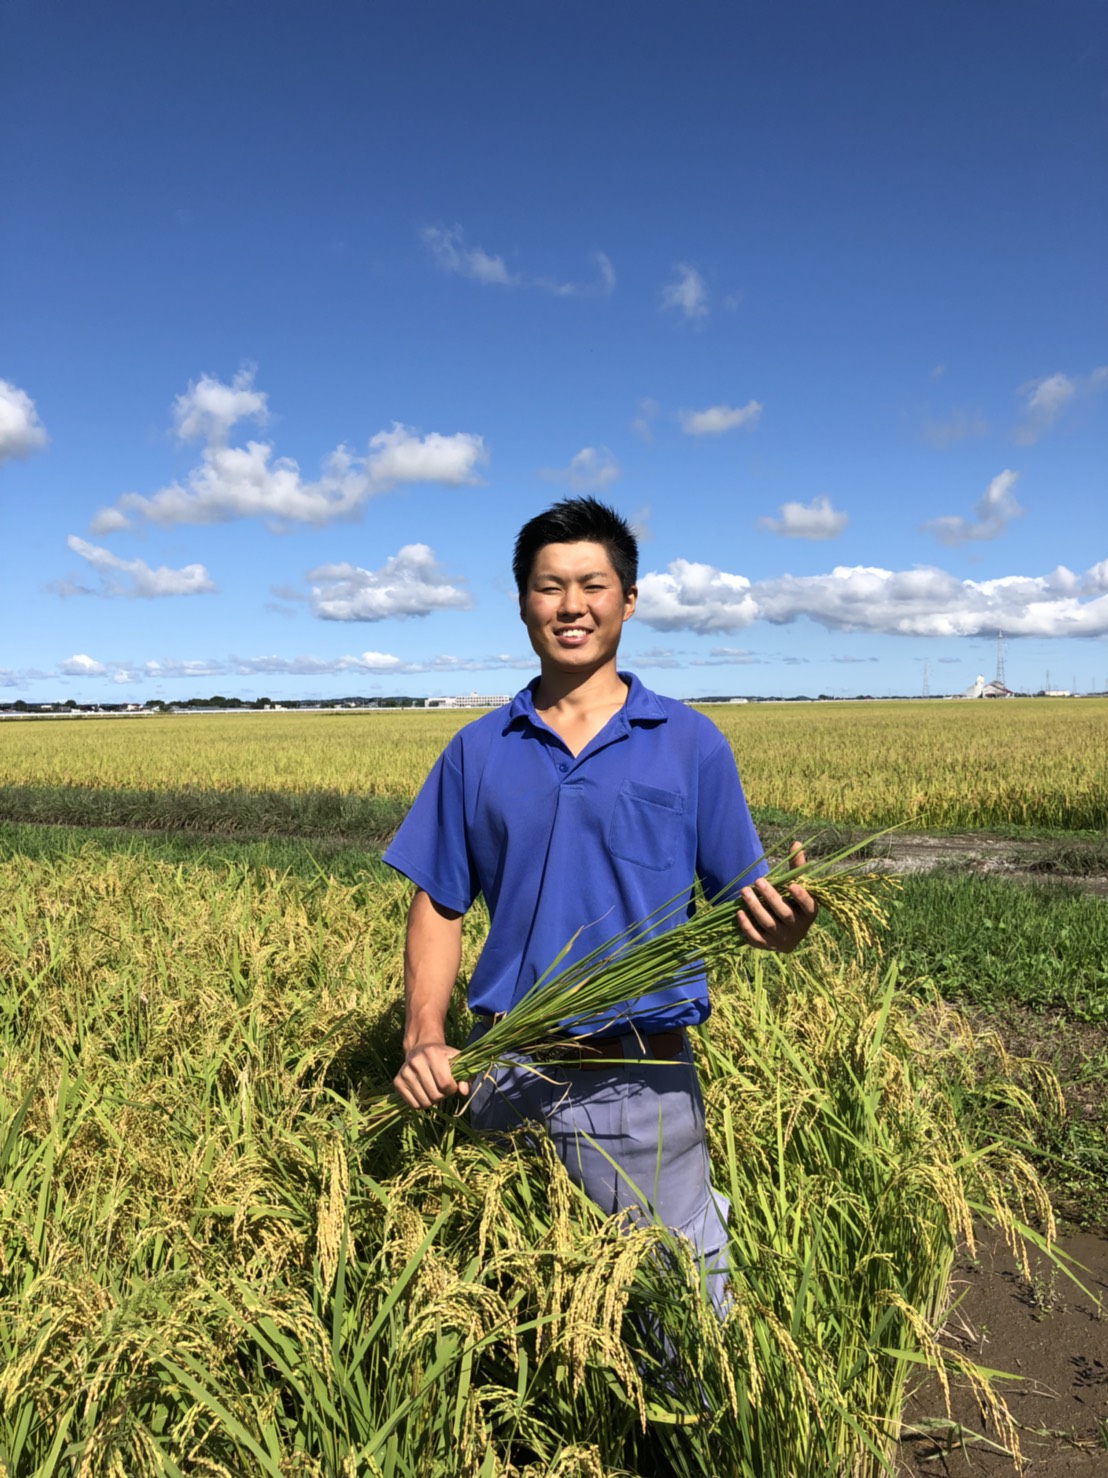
{"left": 678, "top": 401, "right": 762, "bottom": 436}
{"left": 923, "top": 469, "right": 1022, "bottom": 546}
{"left": 90, "top": 373, "right": 487, "bottom": 532}
{"left": 308, "top": 544, "right": 472, "bottom": 622}
{"left": 60, "top": 535, "right": 217, "bottom": 598}
{"left": 1015, "top": 367, "right": 1108, "bottom": 444}
{"left": 544, "top": 446, "right": 620, "bottom": 492}
{"left": 174, "top": 366, "right": 268, "bottom": 444}
{"left": 59, "top": 654, "right": 107, "bottom": 676}
{"left": 633, "top": 556, "right": 1108, "bottom": 639}
{"left": 422, "top": 226, "right": 615, "bottom": 297}
{"left": 661, "top": 263, "right": 709, "bottom": 320}
{"left": 0, "top": 379, "right": 48, "bottom": 464}
{"left": 636, "top": 560, "right": 759, "bottom": 633}
{"left": 755, "top": 563, "right": 1108, "bottom": 638}
{"left": 758, "top": 495, "right": 848, "bottom": 541}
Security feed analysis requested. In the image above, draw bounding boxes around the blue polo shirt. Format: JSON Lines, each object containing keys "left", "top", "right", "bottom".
{"left": 382, "top": 673, "right": 767, "bottom": 1034}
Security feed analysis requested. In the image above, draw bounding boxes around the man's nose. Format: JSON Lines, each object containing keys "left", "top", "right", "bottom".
{"left": 557, "top": 586, "right": 586, "bottom": 616}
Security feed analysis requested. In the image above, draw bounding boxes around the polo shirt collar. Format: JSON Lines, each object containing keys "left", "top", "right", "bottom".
{"left": 504, "top": 671, "right": 668, "bottom": 731}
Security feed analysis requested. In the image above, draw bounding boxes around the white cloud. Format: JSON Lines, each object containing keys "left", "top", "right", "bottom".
{"left": 594, "top": 252, "right": 617, "bottom": 296}
{"left": 422, "top": 227, "right": 614, "bottom": 297}
{"left": 623, "top": 645, "right": 683, "bottom": 668}
{"left": 90, "top": 373, "right": 487, "bottom": 531}
{"left": 632, "top": 556, "right": 1108, "bottom": 639}
{"left": 62, "top": 536, "right": 217, "bottom": 598}
{"left": 59, "top": 654, "right": 108, "bottom": 676}
{"left": 661, "top": 263, "right": 709, "bottom": 320}
{"left": 1015, "top": 366, "right": 1108, "bottom": 444}
{"left": 923, "top": 469, "right": 1022, "bottom": 546}
{"left": 422, "top": 225, "right": 518, "bottom": 286}
{"left": 764, "top": 562, "right": 1108, "bottom": 638}
{"left": 536, "top": 251, "right": 617, "bottom": 299}
{"left": 308, "top": 544, "right": 472, "bottom": 621}
{"left": 0, "top": 379, "right": 48, "bottom": 464}
{"left": 636, "top": 560, "right": 759, "bottom": 633}
{"left": 364, "top": 424, "right": 486, "bottom": 487}
{"left": 544, "top": 446, "right": 620, "bottom": 492}
{"left": 758, "top": 495, "right": 848, "bottom": 541}
{"left": 678, "top": 400, "right": 762, "bottom": 436}
{"left": 174, "top": 366, "right": 268, "bottom": 444}
{"left": 142, "top": 658, "right": 226, "bottom": 679}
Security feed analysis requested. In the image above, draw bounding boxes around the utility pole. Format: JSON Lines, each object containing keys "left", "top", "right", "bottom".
{"left": 921, "top": 660, "right": 930, "bottom": 698}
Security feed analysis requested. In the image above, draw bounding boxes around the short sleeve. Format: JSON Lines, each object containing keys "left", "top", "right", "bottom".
{"left": 695, "top": 733, "right": 768, "bottom": 901}
{"left": 382, "top": 742, "right": 479, "bottom": 914}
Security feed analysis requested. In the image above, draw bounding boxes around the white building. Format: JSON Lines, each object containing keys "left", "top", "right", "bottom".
{"left": 425, "top": 693, "right": 512, "bottom": 709}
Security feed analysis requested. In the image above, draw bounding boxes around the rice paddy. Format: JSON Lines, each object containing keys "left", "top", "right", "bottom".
{"left": 0, "top": 701, "right": 1105, "bottom": 1475}
{"left": 2, "top": 696, "right": 1106, "bottom": 830}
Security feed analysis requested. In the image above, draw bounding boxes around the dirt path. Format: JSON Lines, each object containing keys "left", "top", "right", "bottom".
{"left": 898, "top": 1227, "right": 1108, "bottom": 1475}
{"left": 874, "top": 833, "right": 1108, "bottom": 898}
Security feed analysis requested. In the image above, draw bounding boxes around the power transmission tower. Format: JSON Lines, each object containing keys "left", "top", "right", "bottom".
{"left": 995, "top": 631, "right": 1006, "bottom": 688}
{"left": 921, "top": 660, "right": 930, "bottom": 698}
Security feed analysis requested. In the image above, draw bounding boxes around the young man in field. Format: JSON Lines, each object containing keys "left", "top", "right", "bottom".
{"left": 384, "top": 497, "right": 815, "bottom": 1307}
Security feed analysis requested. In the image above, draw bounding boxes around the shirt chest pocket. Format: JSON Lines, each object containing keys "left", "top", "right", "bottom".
{"left": 608, "top": 780, "right": 686, "bottom": 871}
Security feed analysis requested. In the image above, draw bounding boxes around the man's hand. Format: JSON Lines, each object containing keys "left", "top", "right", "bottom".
{"left": 737, "top": 843, "right": 818, "bottom": 952}
{"left": 393, "top": 1041, "right": 468, "bottom": 1109}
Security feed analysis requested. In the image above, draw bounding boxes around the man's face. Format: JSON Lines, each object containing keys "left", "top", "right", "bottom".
{"left": 520, "top": 540, "right": 636, "bottom": 673}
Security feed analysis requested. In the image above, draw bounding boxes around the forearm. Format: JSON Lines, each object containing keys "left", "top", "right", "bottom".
{"left": 402, "top": 889, "right": 464, "bottom": 1049}
{"left": 394, "top": 889, "right": 465, "bottom": 1108}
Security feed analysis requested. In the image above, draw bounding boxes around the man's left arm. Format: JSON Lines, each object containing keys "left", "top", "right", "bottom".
{"left": 736, "top": 842, "right": 818, "bottom": 953}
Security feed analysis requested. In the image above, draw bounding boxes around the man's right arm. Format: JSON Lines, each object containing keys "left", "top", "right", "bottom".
{"left": 392, "top": 888, "right": 466, "bottom": 1109}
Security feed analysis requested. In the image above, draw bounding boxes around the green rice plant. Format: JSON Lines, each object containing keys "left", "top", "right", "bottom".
{"left": 355, "top": 837, "right": 899, "bottom": 1145}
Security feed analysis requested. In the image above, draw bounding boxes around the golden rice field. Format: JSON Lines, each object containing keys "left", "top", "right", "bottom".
{"left": 1, "top": 697, "right": 1105, "bottom": 830}
{"left": 0, "top": 846, "right": 1060, "bottom": 1476}
{"left": 0, "top": 698, "right": 1104, "bottom": 1473}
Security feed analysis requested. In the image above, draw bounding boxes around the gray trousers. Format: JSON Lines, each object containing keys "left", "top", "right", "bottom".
{"left": 466, "top": 1025, "right": 731, "bottom": 1313}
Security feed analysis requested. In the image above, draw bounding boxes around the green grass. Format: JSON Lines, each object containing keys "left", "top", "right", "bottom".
{"left": 877, "top": 868, "right": 1108, "bottom": 1023}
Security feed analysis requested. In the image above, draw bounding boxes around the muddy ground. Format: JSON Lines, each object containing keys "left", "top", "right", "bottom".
{"left": 876, "top": 829, "right": 1108, "bottom": 1472}
{"left": 897, "top": 1227, "right": 1108, "bottom": 1474}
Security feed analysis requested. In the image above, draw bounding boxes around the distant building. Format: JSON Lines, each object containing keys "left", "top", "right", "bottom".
{"left": 962, "top": 674, "right": 1015, "bottom": 699}
{"left": 425, "top": 693, "right": 512, "bottom": 709}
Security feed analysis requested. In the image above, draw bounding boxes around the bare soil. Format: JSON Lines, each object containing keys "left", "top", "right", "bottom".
{"left": 876, "top": 832, "right": 1108, "bottom": 898}
{"left": 898, "top": 1227, "right": 1108, "bottom": 1475}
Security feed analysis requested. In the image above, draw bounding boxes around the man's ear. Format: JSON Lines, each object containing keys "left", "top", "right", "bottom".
{"left": 622, "top": 584, "right": 637, "bottom": 621}
{"left": 518, "top": 594, "right": 527, "bottom": 623}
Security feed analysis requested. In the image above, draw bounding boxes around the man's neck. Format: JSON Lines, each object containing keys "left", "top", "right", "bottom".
{"left": 532, "top": 664, "right": 629, "bottom": 755}
{"left": 533, "top": 661, "right": 627, "bottom": 716}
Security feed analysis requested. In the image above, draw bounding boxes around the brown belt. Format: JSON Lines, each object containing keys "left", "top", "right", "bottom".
{"left": 536, "top": 1029, "right": 687, "bottom": 1071}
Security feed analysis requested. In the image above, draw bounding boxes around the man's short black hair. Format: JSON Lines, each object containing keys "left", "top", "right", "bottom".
{"left": 512, "top": 497, "right": 639, "bottom": 597}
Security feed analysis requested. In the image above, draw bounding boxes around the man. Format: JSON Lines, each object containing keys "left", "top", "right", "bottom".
{"left": 385, "top": 497, "right": 815, "bottom": 1308}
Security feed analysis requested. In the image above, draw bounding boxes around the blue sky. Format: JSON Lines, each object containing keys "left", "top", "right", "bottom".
{"left": 2, "top": 0, "right": 1106, "bottom": 701}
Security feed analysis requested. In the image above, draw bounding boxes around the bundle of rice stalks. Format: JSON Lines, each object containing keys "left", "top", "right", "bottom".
{"left": 356, "top": 834, "right": 899, "bottom": 1141}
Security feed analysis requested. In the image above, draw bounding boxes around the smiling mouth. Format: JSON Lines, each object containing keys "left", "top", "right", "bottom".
{"left": 555, "top": 628, "right": 591, "bottom": 642}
